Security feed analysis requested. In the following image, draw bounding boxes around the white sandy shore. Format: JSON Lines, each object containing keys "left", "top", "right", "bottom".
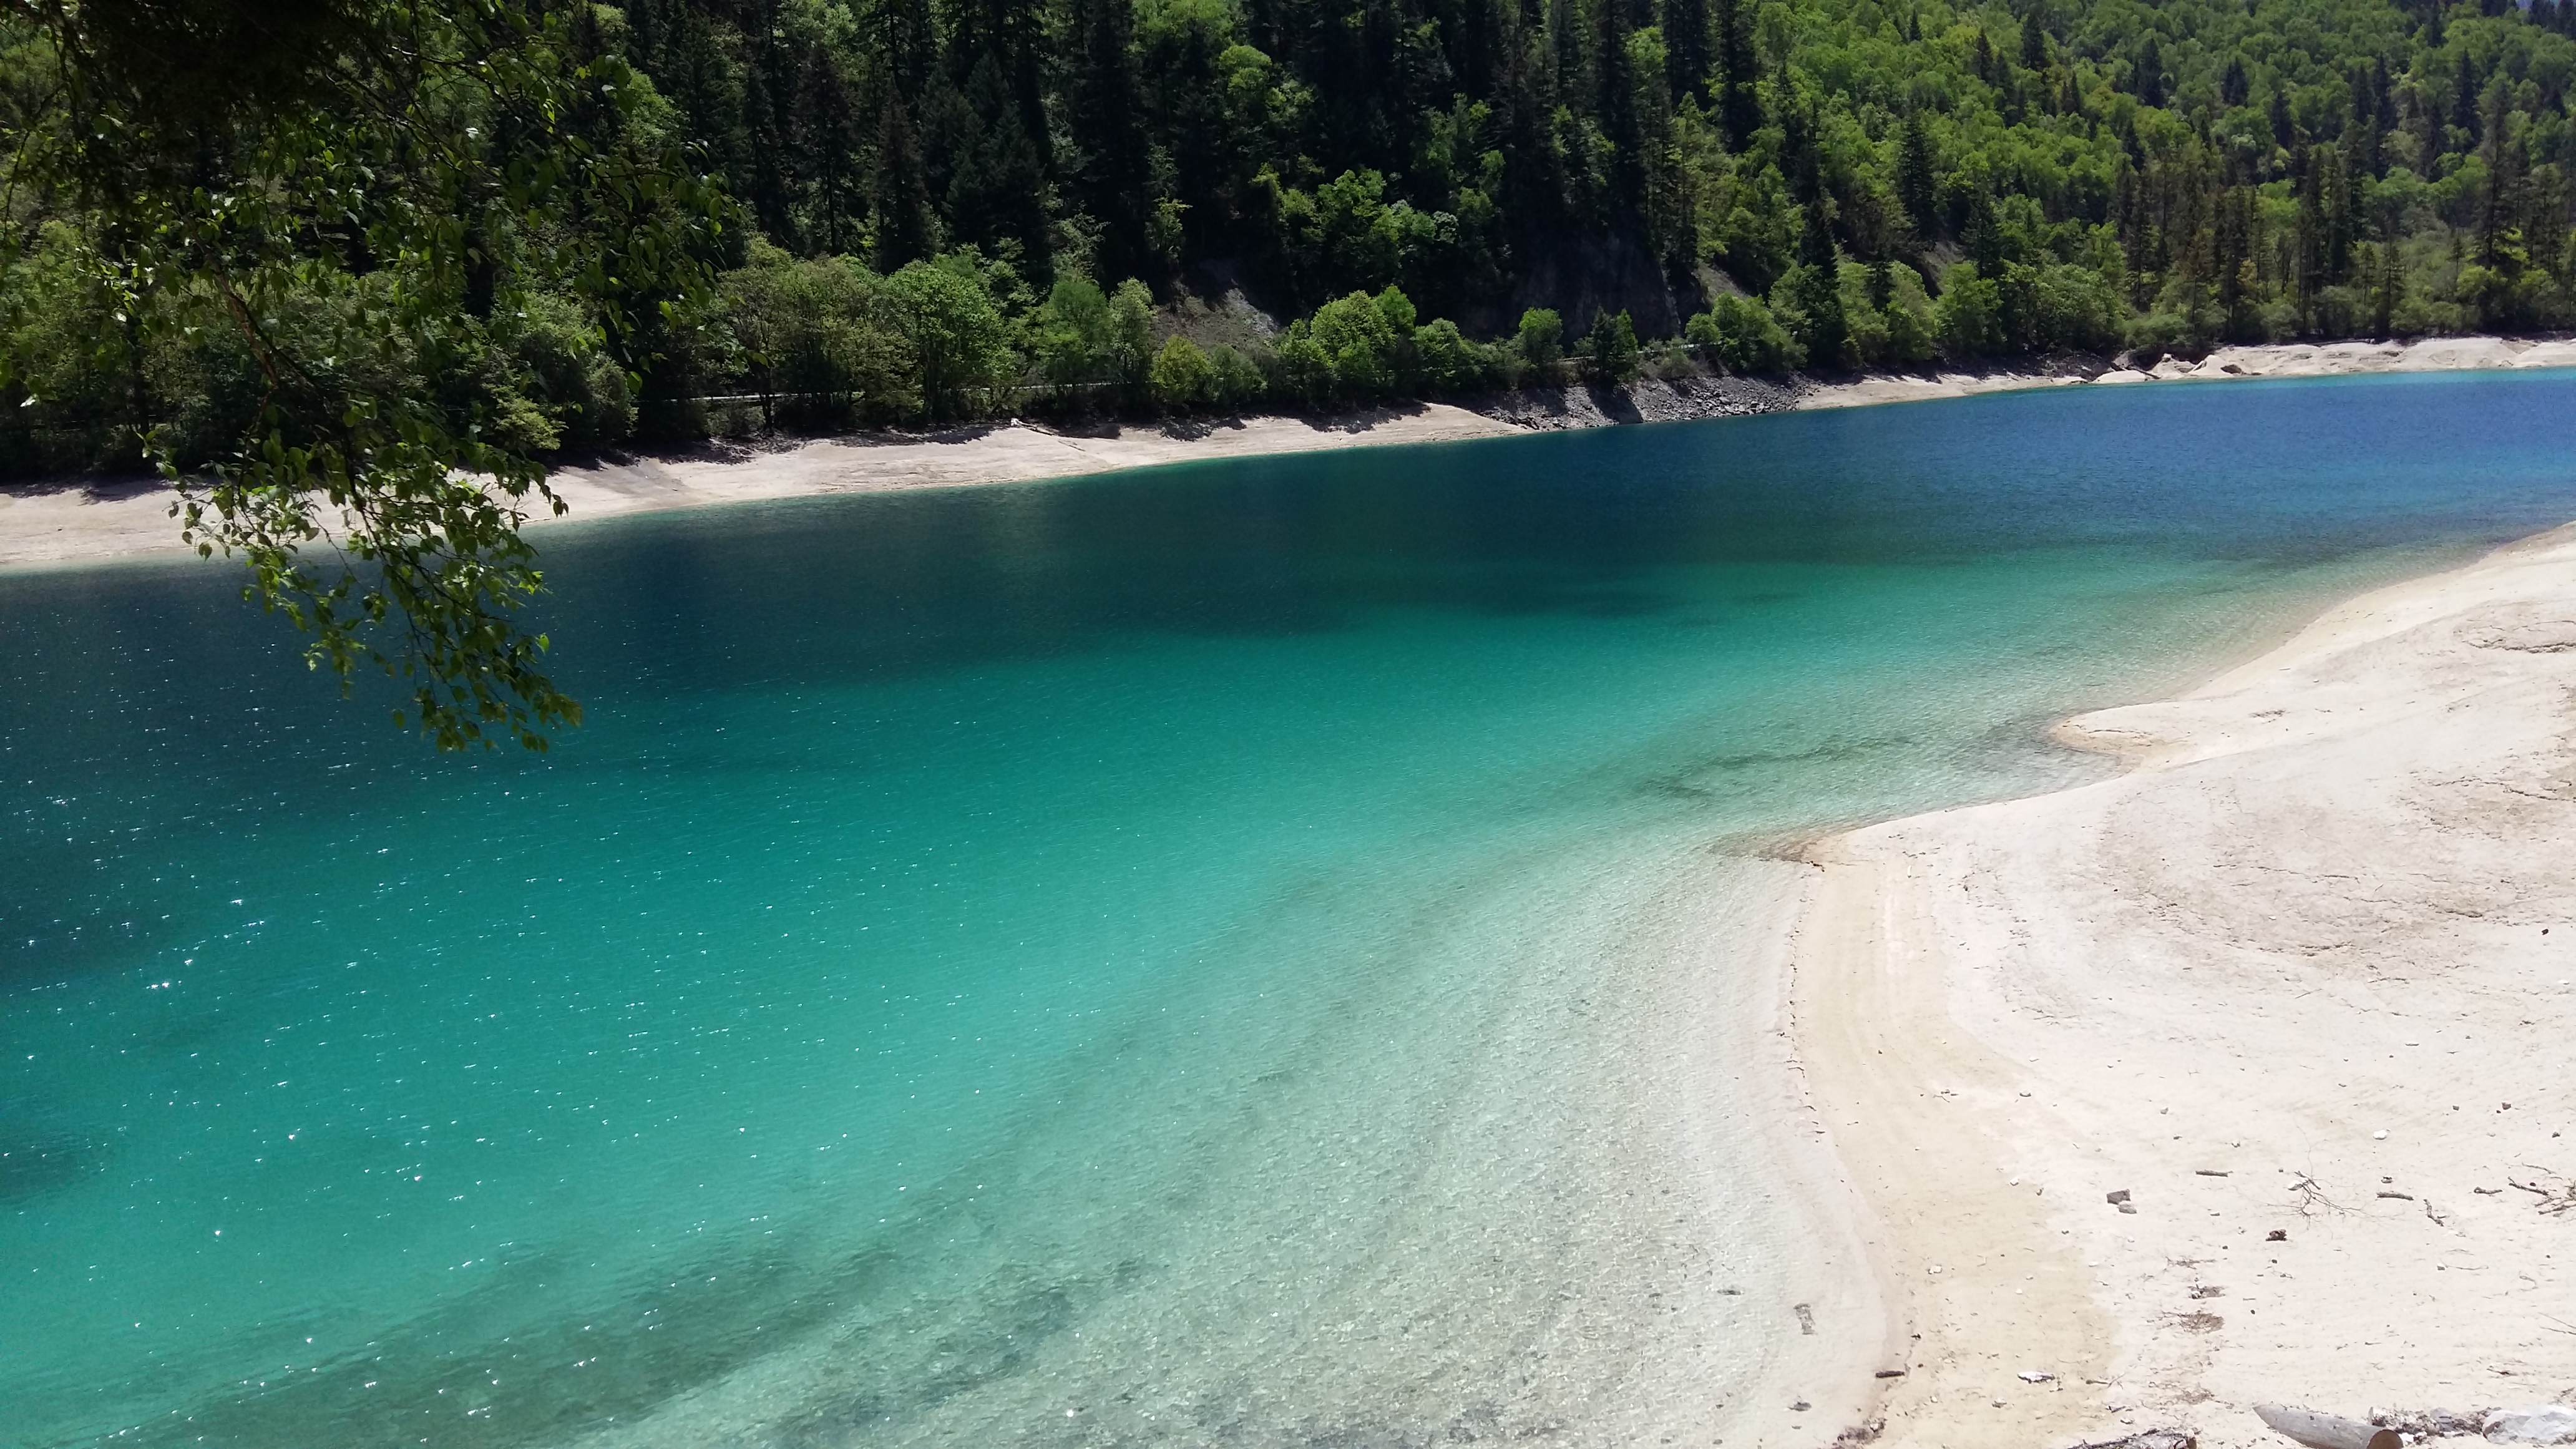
{"left": 13, "top": 334, "right": 2576, "bottom": 573}
{"left": 1797, "top": 332, "right": 2576, "bottom": 409}
{"left": 0, "top": 406, "right": 1519, "bottom": 572}
{"left": 1794, "top": 526, "right": 2576, "bottom": 1447}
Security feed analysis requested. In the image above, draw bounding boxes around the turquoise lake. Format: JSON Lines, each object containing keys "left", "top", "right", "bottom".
{"left": 7, "top": 371, "right": 2576, "bottom": 1447}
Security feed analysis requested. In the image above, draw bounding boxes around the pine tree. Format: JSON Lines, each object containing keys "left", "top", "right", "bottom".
{"left": 1712, "top": 0, "right": 1759, "bottom": 146}
{"left": 945, "top": 54, "right": 1053, "bottom": 270}
{"left": 1593, "top": 0, "right": 1646, "bottom": 223}
{"left": 1067, "top": 0, "right": 1153, "bottom": 278}
{"left": 799, "top": 50, "right": 867, "bottom": 256}
{"left": 1897, "top": 111, "right": 1939, "bottom": 240}
{"left": 2344, "top": 64, "right": 2384, "bottom": 178}
{"left": 1793, "top": 197, "right": 1850, "bottom": 365}
{"left": 2477, "top": 80, "right": 2522, "bottom": 272}
{"left": 2134, "top": 37, "right": 2165, "bottom": 108}
{"left": 870, "top": 89, "right": 940, "bottom": 268}
{"left": 1662, "top": 0, "right": 1712, "bottom": 104}
{"left": 2454, "top": 54, "right": 2482, "bottom": 146}
{"left": 741, "top": 12, "right": 797, "bottom": 250}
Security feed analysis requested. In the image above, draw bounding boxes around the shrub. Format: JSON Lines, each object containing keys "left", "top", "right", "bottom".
{"left": 1934, "top": 263, "right": 2006, "bottom": 359}
{"left": 1031, "top": 277, "right": 1115, "bottom": 411}
{"left": 1515, "top": 307, "right": 1564, "bottom": 376}
{"left": 2, "top": 222, "right": 146, "bottom": 474}
{"left": 1581, "top": 308, "right": 1641, "bottom": 384}
{"left": 1271, "top": 322, "right": 1334, "bottom": 406}
{"left": 1208, "top": 343, "right": 1267, "bottom": 409}
{"left": 887, "top": 255, "right": 1020, "bottom": 422}
{"left": 1686, "top": 294, "right": 1802, "bottom": 373}
{"left": 1413, "top": 318, "right": 1495, "bottom": 393}
{"left": 1771, "top": 263, "right": 1850, "bottom": 369}
{"left": 2030, "top": 263, "right": 2127, "bottom": 353}
{"left": 1031, "top": 274, "right": 1154, "bottom": 414}
{"left": 720, "top": 244, "right": 916, "bottom": 427}
{"left": 1149, "top": 334, "right": 1216, "bottom": 412}
{"left": 498, "top": 292, "right": 637, "bottom": 452}
{"left": 1307, "top": 289, "right": 1403, "bottom": 399}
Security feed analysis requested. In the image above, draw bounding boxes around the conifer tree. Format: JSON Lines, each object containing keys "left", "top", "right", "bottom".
{"left": 1712, "top": 0, "right": 1759, "bottom": 145}
{"left": 1897, "top": 111, "right": 1939, "bottom": 240}
{"left": 1663, "top": 0, "right": 1712, "bottom": 103}
{"left": 2134, "top": 37, "right": 2165, "bottom": 107}
{"left": 1066, "top": 0, "right": 1153, "bottom": 278}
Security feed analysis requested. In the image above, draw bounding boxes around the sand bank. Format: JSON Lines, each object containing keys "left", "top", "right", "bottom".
{"left": 0, "top": 404, "right": 1518, "bottom": 572}
{"left": 1795, "top": 527, "right": 2576, "bottom": 1446}
{"left": 1798, "top": 333, "right": 2576, "bottom": 409}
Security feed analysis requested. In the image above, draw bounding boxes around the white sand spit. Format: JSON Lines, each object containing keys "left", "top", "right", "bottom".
{"left": 1796, "top": 525, "right": 2576, "bottom": 1447}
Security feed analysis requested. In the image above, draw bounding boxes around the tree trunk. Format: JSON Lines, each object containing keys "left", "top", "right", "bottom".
{"left": 2253, "top": 1404, "right": 2399, "bottom": 1449}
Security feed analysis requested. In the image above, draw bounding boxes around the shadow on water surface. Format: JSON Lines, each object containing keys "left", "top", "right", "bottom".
{"left": 0, "top": 1110, "right": 114, "bottom": 1202}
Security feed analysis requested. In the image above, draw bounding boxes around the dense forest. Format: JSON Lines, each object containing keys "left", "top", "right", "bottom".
{"left": 11, "top": 0, "right": 2576, "bottom": 468}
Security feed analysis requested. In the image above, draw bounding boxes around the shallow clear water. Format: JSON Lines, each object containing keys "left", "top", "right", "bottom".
{"left": 7, "top": 372, "right": 2576, "bottom": 1447}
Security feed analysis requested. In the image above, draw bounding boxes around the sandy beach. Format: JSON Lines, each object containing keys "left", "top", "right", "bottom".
{"left": 1795, "top": 333, "right": 2576, "bottom": 409}
{"left": 1795, "top": 525, "right": 2576, "bottom": 1447}
{"left": 11, "top": 334, "right": 2575, "bottom": 575}
{"left": 0, "top": 406, "right": 1520, "bottom": 572}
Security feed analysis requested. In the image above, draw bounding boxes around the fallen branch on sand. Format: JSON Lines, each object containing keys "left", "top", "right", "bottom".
{"left": 2068, "top": 1430, "right": 2196, "bottom": 1449}
{"left": 2505, "top": 1170, "right": 2575, "bottom": 1214}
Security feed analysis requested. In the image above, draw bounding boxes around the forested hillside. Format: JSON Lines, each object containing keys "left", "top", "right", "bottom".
{"left": 11, "top": 0, "right": 2576, "bottom": 472}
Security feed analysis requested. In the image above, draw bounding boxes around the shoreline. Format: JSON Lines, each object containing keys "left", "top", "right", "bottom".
{"left": 9, "top": 333, "right": 2576, "bottom": 575}
{"left": 1793, "top": 523, "right": 2576, "bottom": 1447}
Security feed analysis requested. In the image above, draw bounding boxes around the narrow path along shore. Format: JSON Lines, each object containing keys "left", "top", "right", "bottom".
{"left": 1795, "top": 525, "right": 2576, "bottom": 1447}
{"left": 9, "top": 333, "right": 2576, "bottom": 573}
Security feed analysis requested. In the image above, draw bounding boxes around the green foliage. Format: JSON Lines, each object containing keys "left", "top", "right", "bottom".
{"left": 887, "top": 256, "right": 1019, "bottom": 424}
{"left": 1271, "top": 321, "right": 1335, "bottom": 406}
{"left": 1304, "top": 289, "right": 1405, "bottom": 400}
{"left": 1838, "top": 260, "right": 1939, "bottom": 366}
{"left": 1413, "top": 318, "right": 1499, "bottom": 393}
{"left": 1032, "top": 278, "right": 1116, "bottom": 411}
{"left": 2029, "top": 265, "right": 2130, "bottom": 354}
{"left": 2, "top": 0, "right": 726, "bottom": 751}
{"left": 1687, "top": 295, "right": 1803, "bottom": 373}
{"left": 1208, "top": 344, "right": 1269, "bottom": 409}
{"left": 722, "top": 244, "right": 914, "bottom": 428}
{"left": 1, "top": 222, "right": 140, "bottom": 473}
{"left": 1105, "top": 280, "right": 1160, "bottom": 407}
{"left": 1149, "top": 335, "right": 1216, "bottom": 411}
{"left": 1516, "top": 309, "right": 1566, "bottom": 373}
{"left": 1772, "top": 264, "right": 1852, "bottom": 371}
{"left": 1936, "top": 265, "right": 2009, "bottom": 359}
{"left": 1582, "top": 310, "right": 1644, "bottom": 384}
{"left": 598, "top": 0, "right": 2576, "bottom": 362}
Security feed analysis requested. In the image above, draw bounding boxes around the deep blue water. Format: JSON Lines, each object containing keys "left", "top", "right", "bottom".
{"left": 5, "top": 371, "right": 2575, "bottom": 1447}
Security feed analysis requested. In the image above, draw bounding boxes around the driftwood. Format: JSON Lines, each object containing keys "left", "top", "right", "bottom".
{"left": 2072, "top": 1432, "right": 2195, "bottom": 1449}
{"left": 2252, "top": 1403, "right": 2399, "bottom": 1449}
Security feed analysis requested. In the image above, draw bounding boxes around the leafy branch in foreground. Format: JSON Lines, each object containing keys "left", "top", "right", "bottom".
{"left": 2, "top": 0, "right": 724, "bottom": 749}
